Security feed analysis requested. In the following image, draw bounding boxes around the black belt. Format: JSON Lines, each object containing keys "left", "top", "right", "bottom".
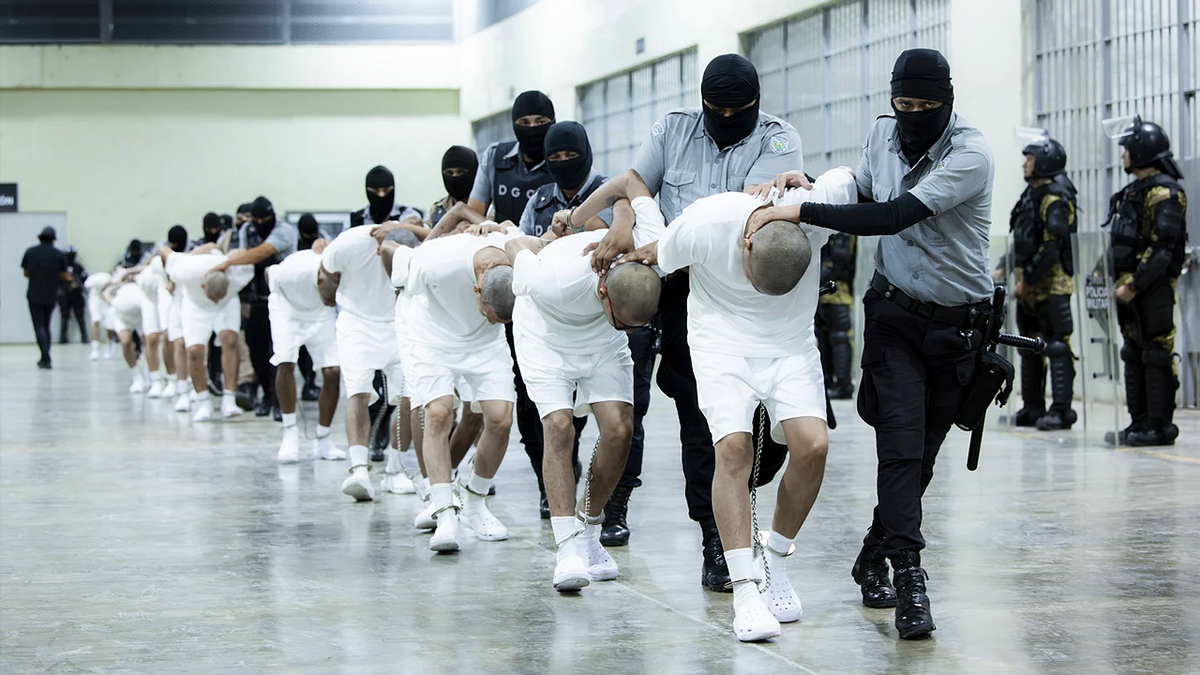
{"left": 870, "top": 273, "right": 989, "bottom": 329}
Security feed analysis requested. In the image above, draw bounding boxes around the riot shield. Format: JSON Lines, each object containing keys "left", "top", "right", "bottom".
{"left": 1074, "top": 229, "right": 1125, "bottom": 442}
{"left": 990, "top": 233, "right": 1021, "bottom": 425}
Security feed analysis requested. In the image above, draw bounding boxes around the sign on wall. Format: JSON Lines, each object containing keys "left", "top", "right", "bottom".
{"left": 0, "top": 184, "right": 16, "bottom": 212}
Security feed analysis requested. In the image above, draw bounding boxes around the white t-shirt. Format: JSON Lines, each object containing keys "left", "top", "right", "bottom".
{"left": 164, "top": 250, "right": 252, "bottom": 310}
{"left": 406, "top": 228, "right": 521, "bottom": 351}
{"left": 319, "top": 227, "right": 394, "bottom": 323}
{"left": 511, "top": 196, "right": 666, "bottom": 354}
{"left": 137, "top": 255, "right": 165, "bottom": 297}
{"left": 657, "top": 168, "right": 857, "bottom": 357}
{"left": 267, "top": 249, "right": 326, "bottom": 320}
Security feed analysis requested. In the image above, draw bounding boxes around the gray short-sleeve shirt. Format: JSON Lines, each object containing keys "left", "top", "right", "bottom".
{"left": 857, "top": 113, "right": 994, "bottom": 305}
{"left": 631, "top": 108, "right": 804, "bottom": 223}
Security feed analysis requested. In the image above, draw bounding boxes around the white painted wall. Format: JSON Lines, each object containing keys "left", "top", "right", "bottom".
{"left": 0, "top": 0, "right": 1029, "bottom": 270}
{"left": 0, "top": 45, "right": 469, "bottom": 267}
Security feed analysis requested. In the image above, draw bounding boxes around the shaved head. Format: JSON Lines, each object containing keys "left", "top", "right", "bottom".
{"left": 479, "top": 266, "right": 515, "bottom": 322}
{"left": 605, "top": 263, "right": 661, "bottom": 326}
{"left": 747, "top": 222, "right": 812, "bottom": 296}
{"left": 203, "top": 270, "right": 230, "bottom": 303}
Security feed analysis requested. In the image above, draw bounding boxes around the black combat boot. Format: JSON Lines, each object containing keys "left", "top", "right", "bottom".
{"left": 701, "top": 524, "right": 732, "bottom": 592}
{"left": 600, "top": 485, "right": 632, "bottom": 547}
{"left": 851, "top": 531, "right": 897, "bottom": 608}
{"left": 301, "top": 380, "right": 320, "bottom": 401}
{"left": 1035, "top": 407, "right": 1077, "bottom": 431}
{"left": 891, "top": 551, "right": 936, "bottom": 639}
{"left": 1129, "top": 356, "right": 1179, "bottom": 447}
{"left": 1013, "top": 352, "right": 1046, "bottom": 426}
{"left": 539, "top": 490, "right": 550, "bottom": 520}
{"left": 235, "top": 382, "right": 257, "bottom": 411}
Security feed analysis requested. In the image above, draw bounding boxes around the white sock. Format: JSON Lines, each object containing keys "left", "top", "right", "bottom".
{"left": 91, "top": 339, "right": 99, "bottom": 348}
{"left": 385, "top": 448, "right": 402, "bottom": 473}
{"left": 551, "top": 516, "right": 581, "bottom": 547}
{"left": 348, "top": 444, "right": 370, "bottom": 477}
{"left": 150, "top": 370, "right": 162, "bottom": 382}
{"left": 726, "top": 548, "right": 760, "bottom": 607}
{"left": 129, "top": 365, "right": 140, "bottom": 377}
{"left": 430, "top": 483, "right": 455, "bottom": 520}
{"left": 416, "top": 476, "right": 430, "bottom": 499}
{"left": 466, "top": 470, "right": 492, "bottom": 496}
{"left": 222, "top": 390, "right": 236, "bottom": 405}
{"left": 316, "top": 424, "right": 332, "bottom": 439}
{"left": 281, "top": 412, "right": 297, "bottom": 428}
{"left": 767, "top": 530, "right": 794, "bottom": 556}
{"left": 196, "top": 391, "right": 211, "bottom": 403}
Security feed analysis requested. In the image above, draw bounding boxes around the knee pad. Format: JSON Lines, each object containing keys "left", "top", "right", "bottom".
{"left": 1120, "top": 343, "right": 1141, "bottom": 364}
{"left": 1141, "top": 347, "right": 1172, "bottom": 368}
{"left": 1044, "top": 340, "right": 1072, "bottom": 359}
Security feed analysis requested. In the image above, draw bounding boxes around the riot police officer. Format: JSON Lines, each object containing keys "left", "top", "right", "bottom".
{"left": 1007, "top": 137, "right": 1078, "bottom": 430}
{"left": 1106, "top": 116, "right": 1189, "bottom": 447}
{"left": 816, "top": 234, "right": 856, "bottom": 399}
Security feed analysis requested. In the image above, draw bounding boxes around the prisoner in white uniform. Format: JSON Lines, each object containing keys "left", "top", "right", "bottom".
{"left": 508, "top": 195, "right": 665, "bottom": 592}
{"left": 636, "top": 167, "right": 857, "bottom": 642}
{"left": 84, "top": 271, "right": 116, "bottom": 360}
{"left": 163, "top": 247, "right": 253, "bottom": 422}
{"left": 267, "top": 249, "right": 345, "bottom": 464}
{"left": 107, "top": 282, "right": 151, "bottom": 393}
{"left": 318, "top": 227, "right": 407, "bottom": 502}
{"left": 404, "top": 224, "right": 521, "bottom": 552}
{"left": 135, "top": 256, "right": 169, "bottom": 397}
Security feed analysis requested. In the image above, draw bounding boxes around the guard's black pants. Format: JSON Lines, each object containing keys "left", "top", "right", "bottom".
{"left": 507, "top": 324, "right": 585, "bottom": 492}
{"left": 29, "top": 302, "right": 54, "bottom": 364}
{"left": 617, "top": 326, "right": 655, "bottom": 489}
{"left": 245, "top": 300, "right": 276, "bottom": 405}
{"left": 1117, "top": 279, "right": 1178, "bottom": 430}
{"left": 658, "top": 273, "right": 789, "bottom": 528}
{"left": 58, "top": 292, "right": 87, "bottom": 343}
{"left": 858, "top": 289, "right": 976, "bottom": 558}
{"left": 1015, "top": 294, "right": 1074, "bottom": 412}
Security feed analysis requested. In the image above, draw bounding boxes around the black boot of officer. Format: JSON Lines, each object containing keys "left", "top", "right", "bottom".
{"left": 851, "top": 528, "right": 898, "bottom": 608}
{"left": 891, "top": 550, "right": 936, "bottom": 639}
{"left": 1013, "top": 351, "right": 1045, "bottom": 426}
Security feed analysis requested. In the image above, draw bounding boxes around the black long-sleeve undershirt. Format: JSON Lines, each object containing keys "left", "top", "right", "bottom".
{"left": 798, "top": 192, "right": 934, "bottom": 236}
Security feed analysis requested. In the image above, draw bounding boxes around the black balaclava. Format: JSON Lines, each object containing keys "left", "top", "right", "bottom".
{"left": 297, "top": 213, "right": 320, "bottom": 251}
{"left": 365, "top": 165, "right": 395, "bottom": 223}
{"left": 890, "top": 49, "right": 955, "bottom": 161}
{"left": 219, "top": 214, "right": 233, "bottom": 230}
{"left": 701, "top": 54, "right": 761, "bottom": 149}
{"left": 250, "top": 196, "right": 275, "bottom": 235}
{"left": 124, "top": 239, "right": 143, "bottom": 267}
{"left": 544, "top": 121, "right": 593, "bottom": 193}
{"left": 202, "top": 212, "right": 223, "bottom": 243}
{"left": 168, "top": 224, "right": 189, "bottom": 251}
{"left": 441, "top": 146, "right": 479, "bottom": 202}
{"left": 511, "top": 90, "right": 555, "bottom": 164}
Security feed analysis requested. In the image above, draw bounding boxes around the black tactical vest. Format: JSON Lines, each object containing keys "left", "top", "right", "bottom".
{"left": 489, "top": 140, "right": 554, "bottom": 224}
{"left": 241, "top": 222, "right": 280, "bottom": 302}
{"left": 1107, "top": 173, "right": 1184, "bottom": 275}
{"left": 525, "top": 174, "right": 607, "bottom": 237}
{"left": 820, "top": 233, "right": 856, "bottom": 285}
{"left": 1010, "top": 177, "right": 1077, "bottom": 276}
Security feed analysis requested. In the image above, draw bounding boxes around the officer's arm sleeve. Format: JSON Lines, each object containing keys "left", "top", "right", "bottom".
{"left": 631, "top": 122, "right": 667, "bottom": 196}
{"left": 745, "top": 126, "right": 803, "bottom": 187}
{"left": 518, "top": 199, "right": 536, "bottom": 236}
{"left": 1132, "top": 194, "right": 1186, "bottom": 291}
{"left": 855, "top": 145, "right": 873, "bottom": 197}
{"left": 798, "top": 193, "right": 934, "bottom": 235}
{"left": 1043, "top": 198, "right": 1073, "bottom": 238}
{"left": 469, "top": 145, "right": 495, "bottom": 206}
{"left": 1024, "top": 197, "right": 1070, "bottom": 284}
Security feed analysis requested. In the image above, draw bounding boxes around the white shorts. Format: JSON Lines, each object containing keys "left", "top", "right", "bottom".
{"left": 87, "top": 292, "right": 111, "bottom": 331}
{"left": 514, "top": 332, "right": 633, "bottom": 418}
{"left": 410, "top": 337, "right": 515, "bottom": 408}
{"left": 692, "top": 349, "right": 826, "bottom": 444}
{"left": 336, "top": 312, "right": 402, "bottom": 404}
{"left": 395, "top": 293, "right": 418, "bottom": 399}
{"left": 165, "top": 290, "right": 184, "bottom": 342}
{"left": 269, "top": 293, "right": 339, "bottom": 369}
{"left": 112, "top": 288, "right": 143, "bottom": 334}
{"left": 181, "top": 296, "right": 241, "bottom": 348}
{"left": 139, "top": 293, "right": 162, "bottom": 335}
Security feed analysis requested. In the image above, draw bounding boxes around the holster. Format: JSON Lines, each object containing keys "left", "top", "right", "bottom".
{"left": 954, "top": 350, "right": 1015, "bottom": 432}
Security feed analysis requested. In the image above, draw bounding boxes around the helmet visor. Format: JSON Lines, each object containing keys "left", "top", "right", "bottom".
{"left": 1102, "top": 114, "right": 1137, "bottom": 141}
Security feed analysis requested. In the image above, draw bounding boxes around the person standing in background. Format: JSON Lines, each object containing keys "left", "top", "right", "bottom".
{"left": 58, "top": 246, "right": 89, "bottom": 344}
{"left": 22, "top": 226, "right": 71, "bottom": 369}
{"left": 815, "top": 233, "right": 857, "bottom": 400}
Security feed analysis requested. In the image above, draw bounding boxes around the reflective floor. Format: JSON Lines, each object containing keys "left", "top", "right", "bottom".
{"left": 2, "top": 344, "right": 1199, "bottom": 675}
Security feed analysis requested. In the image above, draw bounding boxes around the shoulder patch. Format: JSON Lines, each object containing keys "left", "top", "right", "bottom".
{"left": 651, "top": 122, "right": 665, "bottom": 137}
{"left": 769, "top": 134, "right": 791, "bottom": 155}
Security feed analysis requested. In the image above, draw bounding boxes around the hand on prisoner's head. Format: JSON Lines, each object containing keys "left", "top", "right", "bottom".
{"left": 772, "top": 170, "right": 813, "bottom": 193}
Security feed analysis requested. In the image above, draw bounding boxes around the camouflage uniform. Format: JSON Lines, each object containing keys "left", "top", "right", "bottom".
{"left": 816, "top": 233, "right": 856, "bottom": 399}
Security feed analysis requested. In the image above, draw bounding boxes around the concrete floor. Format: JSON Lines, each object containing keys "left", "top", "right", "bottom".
{"left": 2, "top": 344, "right": 1199, "bottom": 675}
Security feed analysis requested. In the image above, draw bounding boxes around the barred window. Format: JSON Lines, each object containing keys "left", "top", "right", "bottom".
{"left": 577, "top": 49, "right": 700, "bottom": 177}
{"left": 744, "top": 0, "right": 951, "bottom": 174}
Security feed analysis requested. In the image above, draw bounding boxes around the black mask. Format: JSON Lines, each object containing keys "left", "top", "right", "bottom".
{"left": 892, "top": 104, "right": 954, "bottom": 159}
{"left": 543, "top": 121, "right": 593, "bottom": 193}
{"left": 701, "top": 54, "right": 761, "bottom": 149}
{"left": 297, "top": 214, "right": 319, "bottom": 250}
{"left": 250, "top": 196, "right": 275, "bottom": 235}
{"left": 441, "top": 146, "right": 479, "bottom": 202}
{"left": 511, "top": 90, "right": 555, "bottom": 163}
{"left": 890, "top": 49, "right": 955, "bottom": 160}
{"left": 365, "top": 165, "right": 395, "bottom": 223}
{"left": 168, "top": 224, "right": 189, "bottom": 251}
{"left": 202, "top": 212, "right": 222, "bottom": 243}
{"left": 124, "top": 240, "right": 143, "bottom": 267}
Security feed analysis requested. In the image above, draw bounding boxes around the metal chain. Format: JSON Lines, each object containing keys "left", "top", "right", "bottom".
{"left": 578, "top": 435, "right": 602, "bottom": 528}
{"left": 749, "top": 404, "right": 770, "bottom": 590}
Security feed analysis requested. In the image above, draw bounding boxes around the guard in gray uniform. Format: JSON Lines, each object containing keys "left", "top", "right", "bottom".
{"left": 751, "top": 49, "right": 994, "bottom": 639}
{"left": 466, "top": 91, "right": 566, "bottom": 517}
{"left": 579, "top": 53, "right": 803, "bottom": 590}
